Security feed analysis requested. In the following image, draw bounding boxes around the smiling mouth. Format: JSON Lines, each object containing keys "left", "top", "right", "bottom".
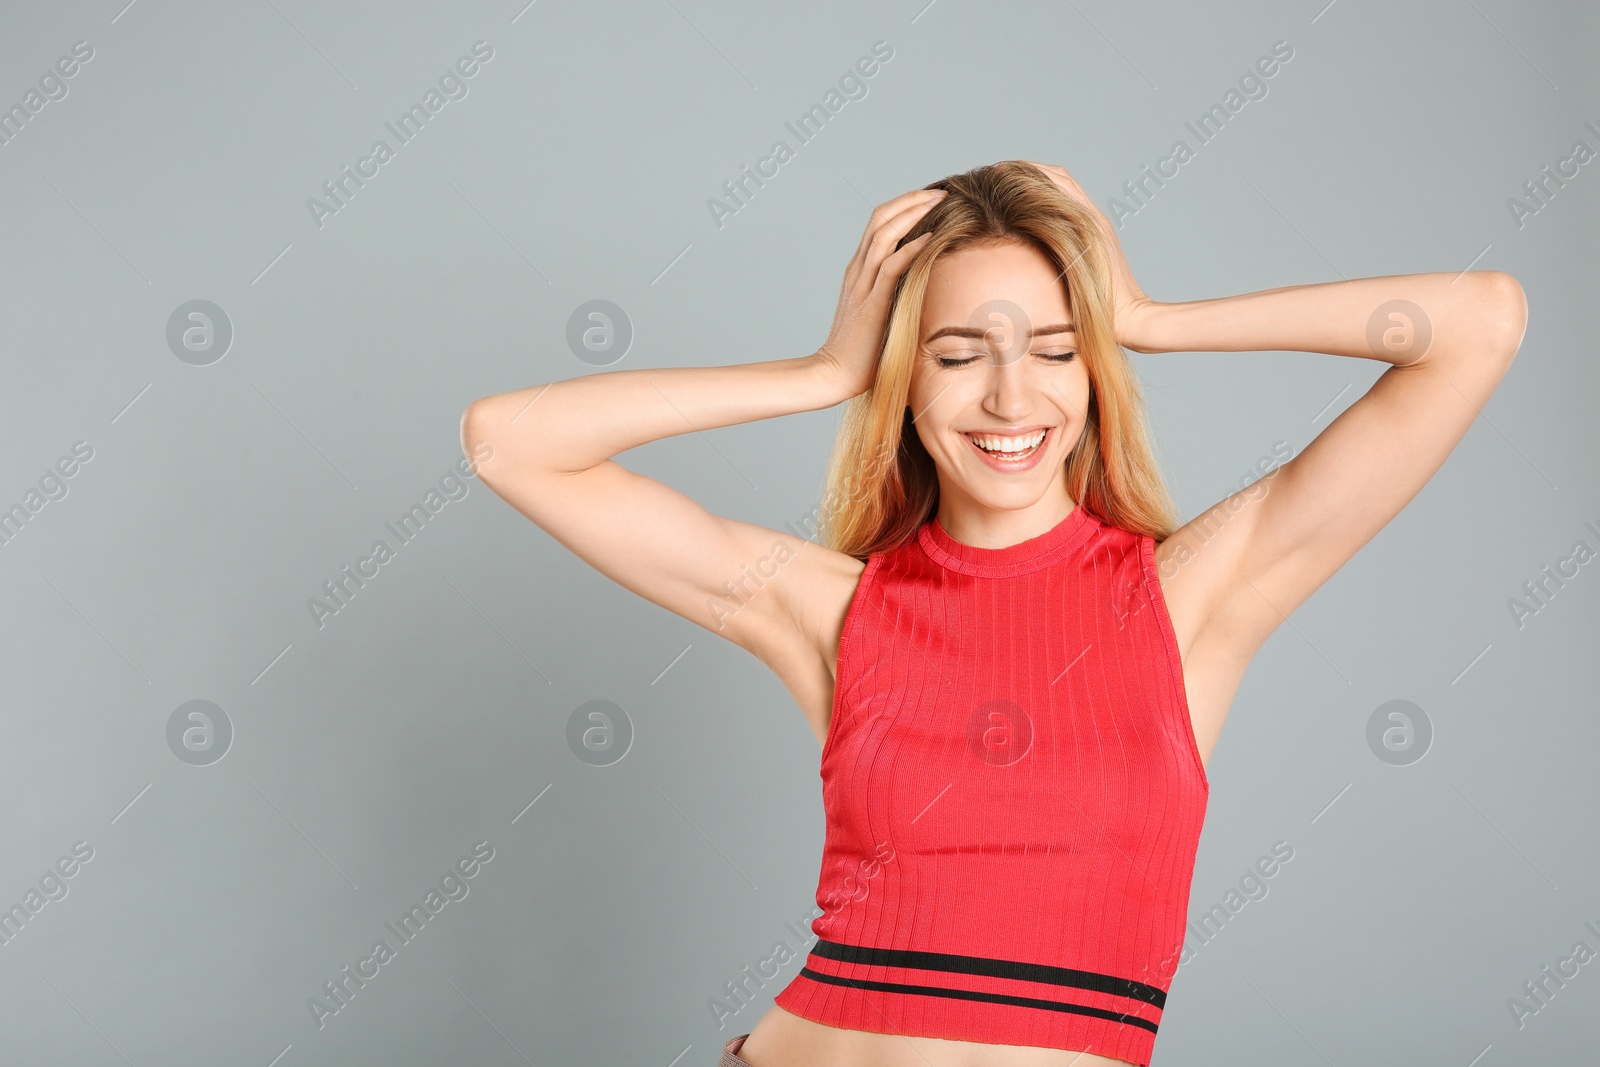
{"left": 964, "top": 427, "right": 1050, "bottom": 460}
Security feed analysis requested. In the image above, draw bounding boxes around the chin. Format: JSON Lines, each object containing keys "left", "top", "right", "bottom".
{"left": 964, "top": 480, "right": 1054, "bottom": 509}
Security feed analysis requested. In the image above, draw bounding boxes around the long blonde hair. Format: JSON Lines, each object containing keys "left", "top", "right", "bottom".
{"left": 817, "top": 161, "right": 1178, "bottom": 560}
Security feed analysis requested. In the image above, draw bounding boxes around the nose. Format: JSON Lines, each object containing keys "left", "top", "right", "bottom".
{"left": 980, "top": 349, "right": 1036, "bottom": 422}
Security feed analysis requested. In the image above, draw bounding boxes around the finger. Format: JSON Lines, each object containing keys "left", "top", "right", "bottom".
{"left": 1027, "top": 160, "right": 1075, "bottom": 183}
{"left": 835, "top": 231, "right": 930, "bottom": 349}
{"left": 854, "top": 192, "right": 944, "bottom": 283}
{"left": 1020, "top": 159, "right": 1067, "bottom": 179}
{"left": 851, "top": 188, "right": 935, "bottom": 260}
{"left": 849, "top": 191, "right": 942, "bottom": 280}
{"left": 870, "top": 231, "right": 933, "bottom": 291}
{"left": 851, "top": 188, "right": 945, "bottom": 266}
{"left": 849, "top": 236, "right": 932, "bottom": 329}
{"left": 1021, "top": 160, "right": 1085, "bottom": 198}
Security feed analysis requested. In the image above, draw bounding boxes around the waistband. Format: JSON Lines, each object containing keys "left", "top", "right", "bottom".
{"left": 773, "top": 939, "right": 1165, "bottom": 1065}
{"left": 718, "top": 1032, "right": 752, "bottom": 1067}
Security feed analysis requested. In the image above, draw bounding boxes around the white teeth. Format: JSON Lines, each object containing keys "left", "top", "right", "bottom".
{"left": 969, "top": 430, "right": 1046, "bottom": 454}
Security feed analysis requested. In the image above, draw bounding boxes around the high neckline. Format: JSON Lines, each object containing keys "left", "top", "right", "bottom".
{"left": 917, "top": 504, "right": 1098, "bottom": 578}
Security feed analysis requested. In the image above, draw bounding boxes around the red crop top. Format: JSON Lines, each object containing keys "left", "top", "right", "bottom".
{"left": 772, "top": 505, "right": 1209, "bottom": 1065}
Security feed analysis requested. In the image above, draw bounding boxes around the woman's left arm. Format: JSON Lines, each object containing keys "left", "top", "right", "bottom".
{"left": 1133, "top": 270, "right": 1529, "bottom": 653}
{"left": 1020, "top": 158, "right": 1529, "bottom": 656}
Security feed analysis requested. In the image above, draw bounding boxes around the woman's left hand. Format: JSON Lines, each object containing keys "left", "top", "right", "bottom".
{"left": 1019, "top": 161, "right": 1159, "bottom": 351}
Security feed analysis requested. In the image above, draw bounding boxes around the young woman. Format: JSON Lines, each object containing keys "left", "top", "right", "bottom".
{"left": 460, "top": 161, "right": 1527, "bottom": 1067}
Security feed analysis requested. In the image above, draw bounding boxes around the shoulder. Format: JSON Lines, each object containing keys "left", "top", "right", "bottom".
{"left": 1077, "top": 513, "right": 1147, "bottom": 574}
{"left": 1074, "top": 519, "right": 1162, "bottom": 629}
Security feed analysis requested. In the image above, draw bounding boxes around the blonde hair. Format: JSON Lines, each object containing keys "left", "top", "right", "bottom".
{"left": 817, "top": 160, "right": 1179, "bottom": 560}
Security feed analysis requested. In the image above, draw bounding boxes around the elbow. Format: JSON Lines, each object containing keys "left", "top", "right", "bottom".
{"left": 460, "top": 396, "right": 507, "bottom": 485}
{"left": 1475, "top": 270, "right": 1528, "bottom": 362}
{"left": 461, "top": 385, "right": 570, "bottom": 483}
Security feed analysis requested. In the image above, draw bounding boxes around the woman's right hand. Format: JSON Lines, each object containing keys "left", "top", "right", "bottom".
{"left": 811, "top": 187, "right": 947, "bottom": 400}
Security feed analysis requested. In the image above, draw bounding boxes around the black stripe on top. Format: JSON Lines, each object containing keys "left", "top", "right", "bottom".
{"left": 809, "top": 938, "right": 1167, "bottom": 1009}
{"left": 796, "top": 968, "right": 1160, "bottom": 1034}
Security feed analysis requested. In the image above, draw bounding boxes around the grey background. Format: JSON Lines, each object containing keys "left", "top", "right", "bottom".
{"left": 1, "top": 0, "right": 1595, "bottom": 1064}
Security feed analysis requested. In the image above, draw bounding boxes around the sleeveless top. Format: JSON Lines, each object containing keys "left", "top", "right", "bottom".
{"left": 772, "top": 504, "right": 1209, "bottom": 1066}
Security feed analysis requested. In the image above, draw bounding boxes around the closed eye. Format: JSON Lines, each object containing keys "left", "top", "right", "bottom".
{"left": 933, "top": 350, "right": 1078, "bottom": 368}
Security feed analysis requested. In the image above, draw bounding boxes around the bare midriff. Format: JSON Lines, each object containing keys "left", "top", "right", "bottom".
{"left": 735, "top": 1005, "right": 1139, "bottom": 1067}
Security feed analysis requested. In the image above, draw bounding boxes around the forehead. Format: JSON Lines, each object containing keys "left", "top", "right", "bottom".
{"left": 920, "top": 240, "right": 1071, "bottom": 338}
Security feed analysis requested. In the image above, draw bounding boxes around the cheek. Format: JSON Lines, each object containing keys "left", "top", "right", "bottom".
{"left": 1054, "top": 371, "right": 1092, "bottom": 418}
{"left": 906, "top": 378, "right": 962, "bottom": 433}
{"left": 1057, "top": 424, "right": 1090, "bottom": 456}
{"left": 908, "top": 415, "right": 945, "bottom": 459}
{"left": 905, "top": 364, "right": 937, "bottom": 409}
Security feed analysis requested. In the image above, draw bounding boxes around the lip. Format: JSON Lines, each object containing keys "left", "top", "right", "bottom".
{"left": 962, "top": 426, "right": 1052, "bottom": 473}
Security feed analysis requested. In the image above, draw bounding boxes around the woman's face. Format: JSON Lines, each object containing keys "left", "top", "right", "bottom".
{"left": 907, "top": 238, "right": 1092, "bottom": 517}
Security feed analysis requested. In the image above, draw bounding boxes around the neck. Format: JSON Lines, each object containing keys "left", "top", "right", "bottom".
{"left": 933, "top": 492, "right": 1080, "bottom": 549}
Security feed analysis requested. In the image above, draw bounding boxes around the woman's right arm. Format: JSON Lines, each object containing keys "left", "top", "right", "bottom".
{"left": 460, "top": 355, "right": 854, "bottom": 659}
{"left": 459, "top": 184, "right": 945, "bottom": 662}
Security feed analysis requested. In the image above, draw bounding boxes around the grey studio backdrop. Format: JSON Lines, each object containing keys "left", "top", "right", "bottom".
{"left": 0, "top": 0, "right": 1595, "bottom": 1064}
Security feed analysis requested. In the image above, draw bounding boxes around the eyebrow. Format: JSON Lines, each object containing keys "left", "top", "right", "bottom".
{"left": 923, "top": 323, "right": 1075, "bottom": 342}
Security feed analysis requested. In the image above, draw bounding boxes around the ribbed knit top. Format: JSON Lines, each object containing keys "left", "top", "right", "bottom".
{"left": 773, "top": 505, "right": 1209, "bottom": 1066}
